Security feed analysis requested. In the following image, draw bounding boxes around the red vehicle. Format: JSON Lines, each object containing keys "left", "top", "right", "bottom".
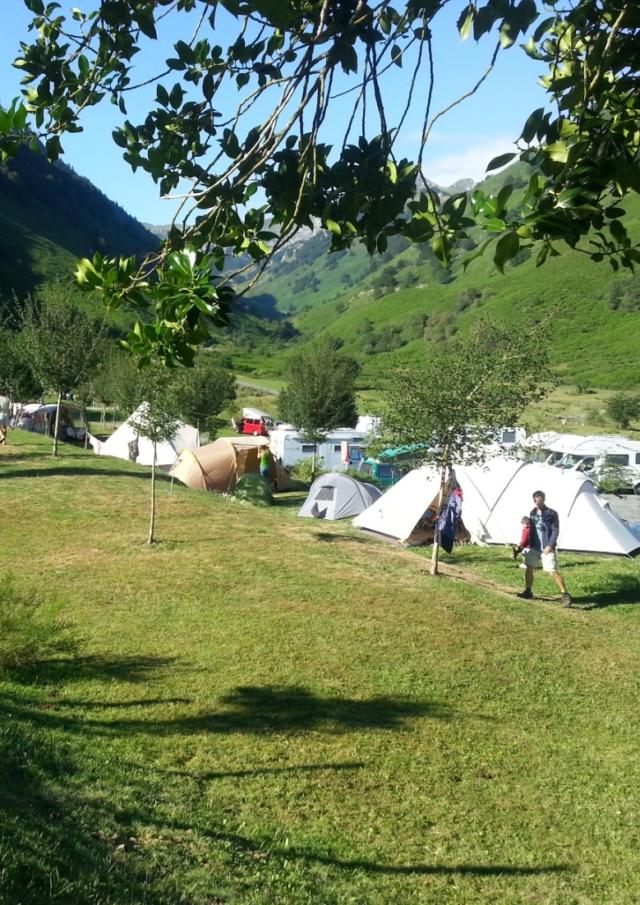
{"left": 240, "top": 416, "right": 270, "bottom": 437}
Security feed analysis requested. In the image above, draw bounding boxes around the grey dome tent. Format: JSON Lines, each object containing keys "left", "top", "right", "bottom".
{"left": 298, "top": 473, "right": 381, "bottom": 520}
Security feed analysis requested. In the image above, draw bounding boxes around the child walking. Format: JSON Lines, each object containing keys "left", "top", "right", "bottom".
{"left": 512, "top": 515, "right": 531, "bottom": 560}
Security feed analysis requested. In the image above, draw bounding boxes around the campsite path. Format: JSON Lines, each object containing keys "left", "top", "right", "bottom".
{"left": 424, "top": 561, "right": 562, "bottom": 605}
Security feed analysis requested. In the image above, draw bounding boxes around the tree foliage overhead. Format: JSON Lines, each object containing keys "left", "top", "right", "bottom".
{"left": 2, "top": 0, "right": 639, "bottom": 364}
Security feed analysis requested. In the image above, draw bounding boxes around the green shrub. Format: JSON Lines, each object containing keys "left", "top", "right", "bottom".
{"left": 0, "top": 576, "right": 74, "bottom": 672}
{"left": 234, "top": 473, "right": 274, "bottom": 506}
{"left": 606, "top": 392, "right": 640, "bottom": 428}
{"left": 290, "top": 457, "right": 325, "bottom": 484}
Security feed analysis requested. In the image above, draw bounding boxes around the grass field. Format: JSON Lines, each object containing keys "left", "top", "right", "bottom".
{"left": 1, "top": 432, "right": 639, "bottom": 905}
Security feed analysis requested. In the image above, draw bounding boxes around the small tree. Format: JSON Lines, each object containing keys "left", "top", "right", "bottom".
{"left": 384, "top": 320, "right": 551, "bottom": 575}
{"left": 22, "top": 292, "right": 104, "bottom": 455}
{"left": 0, "top": 329, "right": 43, "bottom": 404}
{"left": 606, "top": 393, "right": 640, "bottom": 430}
{"left": 279, "top": 343, "right": 359, "bottom": 479}
{"left": 93, "top": 348, "right": 142, "bottom": 426}
{"left": 173, "top": 356, "right": 236, "bottom": 438}
{"left": 130, "top": 365, "right": 180, "bottom": 545}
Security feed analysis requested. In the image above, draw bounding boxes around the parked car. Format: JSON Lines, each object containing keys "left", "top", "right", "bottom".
{"left": 356, "top": 457, "right": 405, "bottom": 487}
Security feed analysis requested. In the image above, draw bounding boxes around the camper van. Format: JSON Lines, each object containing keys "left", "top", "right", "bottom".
{"left": 556, "top": 447, "right": 640, "bottom": 493}
{"left": 269, "top": 426, "right": 366, "bottom": 471}
{"left": 524, "top": 433, "right": 640, "bottom": 493}
{"left": 234, "top": 407, "right": 273, "bottom": 437}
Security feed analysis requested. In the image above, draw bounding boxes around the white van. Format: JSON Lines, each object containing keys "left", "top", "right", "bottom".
{"left": 554, "top": 438, "right": 640, "bottom": 494}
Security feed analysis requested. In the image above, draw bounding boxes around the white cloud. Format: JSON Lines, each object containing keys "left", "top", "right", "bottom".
{"left": 421, "top": 135, "right": 518, "bottom": 187}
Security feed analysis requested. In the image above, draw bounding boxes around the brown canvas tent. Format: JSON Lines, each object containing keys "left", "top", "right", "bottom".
{"left": 172, "top": 436, "right": 295, "bottom": 493}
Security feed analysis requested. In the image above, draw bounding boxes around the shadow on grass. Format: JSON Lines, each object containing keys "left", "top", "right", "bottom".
{"left": 161, "top": 818, "right": 570, "bottom": 878}
{"left": 578, "top": 575, "right": 640, "bottom": 609}
{"left": 313, "top": 531, "right": 377, "bottom": 545}
{"left": 0, "top": 449, "right": 44, "bottom": 463}
{"left": 12, "top": 653, "right": 179, "bottom": 686}
{"left": 0, "top": 696, "right": 202, "bottom": 904}
{"left": 0, "top": 466, "right": 167, "bottom": 482}
{"left": 5, "top": 683, "right": 450, "bottom": 738}
{"left": 0, "top": 671, "right": 563, "bottom": 904}
{"left": 126, "top": 759, "right": 366, "bottom": 782}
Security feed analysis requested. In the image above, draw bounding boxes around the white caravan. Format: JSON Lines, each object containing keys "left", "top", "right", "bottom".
{"left": 269, "top": 426, "right": 368, "bottom": 471}
{"left": 522, "top": 433, "right": 640, "bottom": 493}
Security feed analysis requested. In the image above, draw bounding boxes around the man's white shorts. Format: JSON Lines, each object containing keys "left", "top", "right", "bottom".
{"left": 524, "top": 549, "right": 558, "bottom": 572}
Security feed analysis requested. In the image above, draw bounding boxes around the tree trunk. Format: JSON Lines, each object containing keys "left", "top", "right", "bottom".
{"left": 429, "top": 465, "right": 448, "bottom": 576}
{"left": 311, "top": 445, "right": 317, "bottom": 482}
{"left": 148, "top": 442, "right": 157, "bottom": 545}
{"left": 52, "top": 389, "right": 62, "bottom": 457}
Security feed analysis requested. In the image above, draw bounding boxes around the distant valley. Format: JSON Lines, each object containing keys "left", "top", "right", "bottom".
{"left": 1, "top": 147, "right": 638, "bottom": 395}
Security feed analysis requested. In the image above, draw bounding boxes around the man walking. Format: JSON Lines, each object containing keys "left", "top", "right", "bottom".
{"left": 517, "top": 490, "right": 573, "bottom": 606}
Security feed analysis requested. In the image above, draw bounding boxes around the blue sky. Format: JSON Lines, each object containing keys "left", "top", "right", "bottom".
{"left": 1, "top": 2, "right": 548, "bottom": 226}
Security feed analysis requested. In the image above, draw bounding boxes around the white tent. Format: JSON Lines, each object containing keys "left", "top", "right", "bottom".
{"left": 354, "top": 458, "right": 640, "bottom": 556}
{"left": 353, "top": 467, "right": 443, "bottom": 542}
{"left": 298, "top": 473, "right": 381, "bottom": 520}
{"left": 91, "top": 403, "right": 199, "bottom": 468}
{"left": 455, "top": 458, "right": 640, "bottom": 556}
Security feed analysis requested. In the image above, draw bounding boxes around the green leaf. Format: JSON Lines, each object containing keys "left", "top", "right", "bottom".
{"left": 74, "top": 257, "right": 102, "bottom": 289}
{"left": 169, "top": 83, "right": 184, "bottom": 109}
{"left": 545, "top": 141, "right": 568, "bottom": 163}
{"left": 499, "top": 22, "right": 516, "bottom": 49}
{"left": 390, "top": 45, "right": 402, "bottom": 67}
{"left": 325, "top": 219, "right": 341, "bottom": 236}
{"left": 609, "top": 219, "right": 628, "bottom": 244}
{"left": 496, "top": 183, "right": 513, "bottom": 213}
{"left": 457, "top": 5, "right": 475, "bottom": 40}
{"left": 493, "top": 231, "right": 519, "bottom": 273}
{"left": 486, "top": 152, "right": 516, "bottom": 172}
{"left": 340, "top": 44, "right": 358, "bottom": 74}
{"left": 202, "top": 72, "right": 215, "bottom": 101}
{"left": 520, "top": 107, "right": 545, "bottom": 143}
{"left": 251, "top": 0, "right": 291, "bottom": 29}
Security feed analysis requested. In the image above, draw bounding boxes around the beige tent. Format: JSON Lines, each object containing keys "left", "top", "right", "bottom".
{"left": 172, "top": 436, "right": 295, "bottom": 493}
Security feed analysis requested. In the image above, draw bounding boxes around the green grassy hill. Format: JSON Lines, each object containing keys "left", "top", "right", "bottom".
{"left": 0, "top": 144, "right": 158, "bottom": 321}
{"left": 239, "top": 171, "right": 640, "bottom": 391}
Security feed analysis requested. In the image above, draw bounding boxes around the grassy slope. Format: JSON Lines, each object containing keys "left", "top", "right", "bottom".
{"left": 242, "top": 188, "right": 640, "bottom": 391}
{"left": 1, "top": 431, "right": 639, "bottom": 904}
{"left": 0, "top": 147, "right": 157, "bottom": 325}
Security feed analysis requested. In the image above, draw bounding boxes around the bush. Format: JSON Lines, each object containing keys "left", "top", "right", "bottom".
{"left": 290, "top": 457, "right": 325, "bottom": 484}
{"left": 606, "top": 393, "right": 640, "bottom": 428}
{"left": 0, "top": 576, "right": 74, "bottom": 672}
{"left": 233, "top": 473, "right": 274, "bottom": 506}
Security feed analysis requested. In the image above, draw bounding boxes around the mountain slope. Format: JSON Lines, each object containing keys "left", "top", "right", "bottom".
{"left": 239, "top": 170, "right": 640, "bottom": 390}
{"left": 0, "top": 144, "right": 158, "bottom": 319}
